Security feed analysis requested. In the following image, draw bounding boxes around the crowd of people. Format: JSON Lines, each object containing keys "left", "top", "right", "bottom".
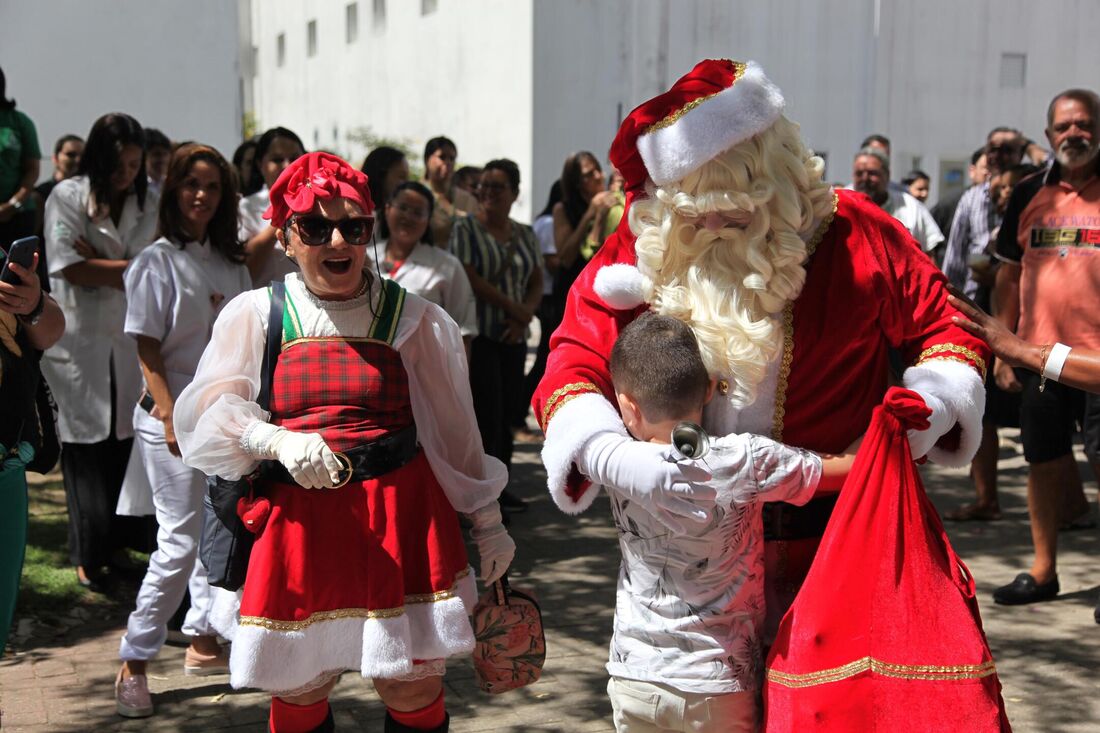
{"left": 2, "top": 54, "right": 1099, "bottom": 731}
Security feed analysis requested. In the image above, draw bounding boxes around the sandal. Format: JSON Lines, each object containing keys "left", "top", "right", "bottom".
{"left": 944, "top": 503, "right": 1002, "bottom": 522}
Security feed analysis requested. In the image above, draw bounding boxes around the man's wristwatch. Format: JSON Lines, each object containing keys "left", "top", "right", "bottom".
{"left": 18, "top": 289, "right": 45, "bottom": 326}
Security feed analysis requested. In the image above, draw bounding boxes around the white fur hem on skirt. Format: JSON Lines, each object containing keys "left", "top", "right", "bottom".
{"left": 215, "top": 568, "right": 478, "bottom": 692}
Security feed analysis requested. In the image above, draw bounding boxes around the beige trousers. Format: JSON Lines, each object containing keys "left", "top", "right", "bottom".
{"left": 607, "top": 677, "right": 759, "bottom": 733}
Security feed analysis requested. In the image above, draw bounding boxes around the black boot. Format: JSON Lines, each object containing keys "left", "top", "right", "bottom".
{"left": 383, "top": 711, "right": 449, "bottom": 732}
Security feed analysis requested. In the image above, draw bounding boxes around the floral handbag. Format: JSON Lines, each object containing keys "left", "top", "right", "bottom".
{"left": 471, "top": 574, "right": 546, "bottom": 693}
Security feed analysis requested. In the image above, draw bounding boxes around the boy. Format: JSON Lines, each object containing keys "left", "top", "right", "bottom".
{"left": 605, "top": 314, "right": 856, "bottom": 733}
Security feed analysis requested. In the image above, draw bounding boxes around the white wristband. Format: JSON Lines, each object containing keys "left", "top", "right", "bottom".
{"left": 1045, "top": 342, "right": 1071, "bottom": 383}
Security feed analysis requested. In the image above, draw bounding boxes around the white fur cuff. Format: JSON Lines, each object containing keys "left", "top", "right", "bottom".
{"left": 902, "top": 360, "right": 985, "bottom": 467}
{"left": 541, "top": 392, "right": 627, "bottom": 514}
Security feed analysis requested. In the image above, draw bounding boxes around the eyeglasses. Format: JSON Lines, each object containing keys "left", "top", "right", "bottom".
{"left": 391, "top": 203, "right": 429, "bottom": 220}
{"left": 289, "top": 215, "right": 375, "bottom": 246}
{"left": 987, "top": 145, "right": 1021, "bottom": 155}
{"left": 476, "top": 182, "right": 510, "bottom": 194}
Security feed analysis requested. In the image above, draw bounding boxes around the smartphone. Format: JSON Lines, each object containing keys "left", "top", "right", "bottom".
{"left": 0, "top": 235, "right": 38, "bottom": 286}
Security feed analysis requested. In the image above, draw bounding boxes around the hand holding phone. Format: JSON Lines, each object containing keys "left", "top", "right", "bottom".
{"left": 1, "top": 236, "right": 38, "bottom": 286}
{"left": 0, "top": 235, "right": 42, "bottom": 317}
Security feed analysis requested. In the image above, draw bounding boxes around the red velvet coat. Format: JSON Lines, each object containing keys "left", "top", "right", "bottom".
{"left": 533, "top": 189, "right": 988, "bottom": 507}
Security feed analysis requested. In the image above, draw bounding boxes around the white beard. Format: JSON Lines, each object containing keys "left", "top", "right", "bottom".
{"left": 635, "top": 216, "right": 809, "bottom": 409}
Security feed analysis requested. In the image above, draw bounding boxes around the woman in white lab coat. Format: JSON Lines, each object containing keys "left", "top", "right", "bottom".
{"left": 41, "top": 112, "right": 158, "bottom": 590}
{"left": 113, "top": 143, "right": 251, "bottom": 718}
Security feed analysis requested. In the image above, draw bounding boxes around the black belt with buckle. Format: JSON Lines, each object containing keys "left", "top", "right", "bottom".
{"left": 268, "top": 424, "right": 419, "bottom": 487}
{"left": 139, "top": 392, "right": 156, "bottom": 414}
{"left": 763, "top": 494, "right": 839, "bottom": 541}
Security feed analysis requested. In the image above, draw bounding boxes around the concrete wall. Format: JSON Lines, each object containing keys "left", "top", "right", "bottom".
{"left": 531, "top": 0, "right": 1100, "bottom": 202}
{"left": 246, "top": 0, "right": 1100, "bottom": 216}
{"left": 0, "top": 0, "right": 242, "bottom": 177}
{"left": 250, "top": 0, "right": 535, "bottom": 218}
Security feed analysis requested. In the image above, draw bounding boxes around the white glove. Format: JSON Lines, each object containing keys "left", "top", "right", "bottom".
{"left": 466, "top": 502, "right": 515, "bottom": 584}
{"left": 906, "top": 390, "right": 953, "bottom": 461}
{"left": 580, "top": 432, "right": 716, "bottom": 534}
{"left": 245, "top": 422, "right": 343, "bottom": 489}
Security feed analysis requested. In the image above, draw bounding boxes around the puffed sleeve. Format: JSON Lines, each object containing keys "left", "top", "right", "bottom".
{"left": 398, "top": 301, "right": 507, "bottom": 513}
{"left": 44, "top": 180, "right": 89, "bottom": 275}
{"left": 174, "top": 289, "right": 269, "bottom": 479}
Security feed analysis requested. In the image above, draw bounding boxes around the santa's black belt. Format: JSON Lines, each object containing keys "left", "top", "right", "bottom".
{"left": 267, "top": 424, "right": 419, "bottom": 487}
{"left": 763, "top": 494, "right": 839, "bottom": 541}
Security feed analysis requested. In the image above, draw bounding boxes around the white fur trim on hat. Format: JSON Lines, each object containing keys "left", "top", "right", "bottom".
{"left": 593, "top": 263, "right": 649, "bottom": 310}
{"left": 638, "top": 61, "right": 785, "bottom": 186}
{"left": 902, "top": 360, "right": 985, "bottom": 468}
{"left": 541, "top": 392, "right": 626, "bottom": 514}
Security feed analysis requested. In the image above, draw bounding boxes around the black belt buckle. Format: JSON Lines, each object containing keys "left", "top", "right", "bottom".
{"left": 139, "top": 392, "right": 156, "bottom": 414}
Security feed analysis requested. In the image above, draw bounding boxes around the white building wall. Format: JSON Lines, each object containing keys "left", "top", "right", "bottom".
{"left": 0, "top": 0, "right": 241, "bottom": 177}
{"left": 247, "top": 0, "right": 1100, "bottom": 217}
{"left": 250, "top": 0, "right": 535, "bottom": 219}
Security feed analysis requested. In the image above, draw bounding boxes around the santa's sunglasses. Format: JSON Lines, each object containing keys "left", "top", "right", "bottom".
{"left": 289, "top": 214, "right": 375, "bottom": 246}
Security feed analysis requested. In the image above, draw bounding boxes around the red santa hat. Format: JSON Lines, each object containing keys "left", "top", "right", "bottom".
{"left": 609, "top": 59, "right": 785, "bottom": 195}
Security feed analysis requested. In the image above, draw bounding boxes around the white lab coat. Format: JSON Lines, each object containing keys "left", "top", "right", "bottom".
{"left": 41, "top": 176, "right": 159, "bottom": 443}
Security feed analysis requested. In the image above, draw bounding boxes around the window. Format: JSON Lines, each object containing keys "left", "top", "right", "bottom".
{"left": 346, "top": 3, "right": 359, "bottom": 43}
{"left": 421, "top": 0, "right": 438, "bottom": 15}
{"left": 307, "top": 19, "right": 317, "bottom": 57}
{"left": 372, "top": 0, "right": 386, "bottom": 29}
{"left": 276, "top": 33, "right": 286, "bottom": 67}
{"left": 1000, "top": 52, "right": 1026, "bottom": 88}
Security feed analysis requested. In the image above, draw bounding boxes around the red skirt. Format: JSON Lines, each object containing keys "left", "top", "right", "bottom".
{"left": 228, "top": 450, "right": 476, "bottom": 692}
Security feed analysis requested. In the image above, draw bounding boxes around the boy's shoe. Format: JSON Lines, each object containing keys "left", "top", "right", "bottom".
{"left": 115, "top": 668, "right": 154, "bottom": 718}
{"left": 184, "top": 646, "right": 230, "bottom": 676}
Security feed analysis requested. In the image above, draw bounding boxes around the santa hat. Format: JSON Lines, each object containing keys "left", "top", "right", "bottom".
{"left": 610, "top": 59, "right": 785, "bottom": 195}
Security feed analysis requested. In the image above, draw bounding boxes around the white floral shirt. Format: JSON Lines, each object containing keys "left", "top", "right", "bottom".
{"left": 606, "top": 433, "right": 821, "bottom": 694}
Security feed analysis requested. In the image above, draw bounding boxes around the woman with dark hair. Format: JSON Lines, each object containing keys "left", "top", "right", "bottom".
{"left": 449, "top": 159, "right": 543, "bottom": 512}
{"left": 240, "top": 127, "right": 306, "bottom": 286}
{"left": 422, "top": 136, "right": 479, "bottom": 247}
{"left": 0, "top": 66, "right": 43, "bottom": 254}
{"left": 903, "top": 169, "right": 931, "bottom": 203}
{"left": 232, "top": 136, "right": 261, "bottom": 196}
{"left": 552, "top": 151, "right": 622, "bottom": 311}
{"left": 360, "top": 146, "right": 409, "bottom": 240}
{"left": 41, "top": 112, "right": 158, "bottom": 591}
{"left": 113, "top": 144, "right": 250, "bottom": 717}
{"left": 371, "top": 181, "right": 477, "bottom": 348}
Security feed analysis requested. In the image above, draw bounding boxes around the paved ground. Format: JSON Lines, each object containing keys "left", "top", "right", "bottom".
{"left": 2, "top": 428, "right": 1098, "bottom": 732}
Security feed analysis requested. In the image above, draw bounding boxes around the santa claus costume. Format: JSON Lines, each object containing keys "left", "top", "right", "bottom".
{"left": 176, "top": 152, "right": 512, "bottom": 733}
{"left": 534, "top": 59, "right": 991, "bottom": 724}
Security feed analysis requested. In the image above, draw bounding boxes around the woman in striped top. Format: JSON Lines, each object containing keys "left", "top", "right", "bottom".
{"left": 449, "top": 159, "right": 543, "bottom": 513}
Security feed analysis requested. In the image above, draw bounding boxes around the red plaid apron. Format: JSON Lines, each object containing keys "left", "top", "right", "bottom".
{"left": 239, "top": 335, "right": 469, "bottom": 637}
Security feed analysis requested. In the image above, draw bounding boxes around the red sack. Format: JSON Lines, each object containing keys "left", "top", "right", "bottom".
{"left": 764, "top": 388, "right": 1011, "bottom": 732}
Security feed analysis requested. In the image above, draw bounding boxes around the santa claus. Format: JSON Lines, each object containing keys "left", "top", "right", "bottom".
{"left": 533, "top": 59, "right": 989, "bottom": 634}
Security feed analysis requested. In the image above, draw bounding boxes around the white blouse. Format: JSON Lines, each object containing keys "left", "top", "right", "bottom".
{"left": 123, "top": 237, "right": 252, "bottom": 398}
{"left": 174, "top": 272, "right": 505, "bottom": 513}
{"left": 369, "top": 241, "right": 478, "bottom": 338}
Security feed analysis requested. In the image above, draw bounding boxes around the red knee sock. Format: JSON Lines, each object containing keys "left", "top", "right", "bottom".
{"left": 269, "top": 696, "right": 330, "bottom": 733}
{"left": 387, "top": 690, "right": 446, "bottom": 730}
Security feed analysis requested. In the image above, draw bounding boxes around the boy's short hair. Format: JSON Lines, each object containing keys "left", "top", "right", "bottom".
{"left": 610, "top": 313, "right": 710, "bottom": 422}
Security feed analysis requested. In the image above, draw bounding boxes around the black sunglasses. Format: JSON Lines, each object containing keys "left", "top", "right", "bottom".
{"left": 289, "top": 215, "right": 375, "bottom": 246}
